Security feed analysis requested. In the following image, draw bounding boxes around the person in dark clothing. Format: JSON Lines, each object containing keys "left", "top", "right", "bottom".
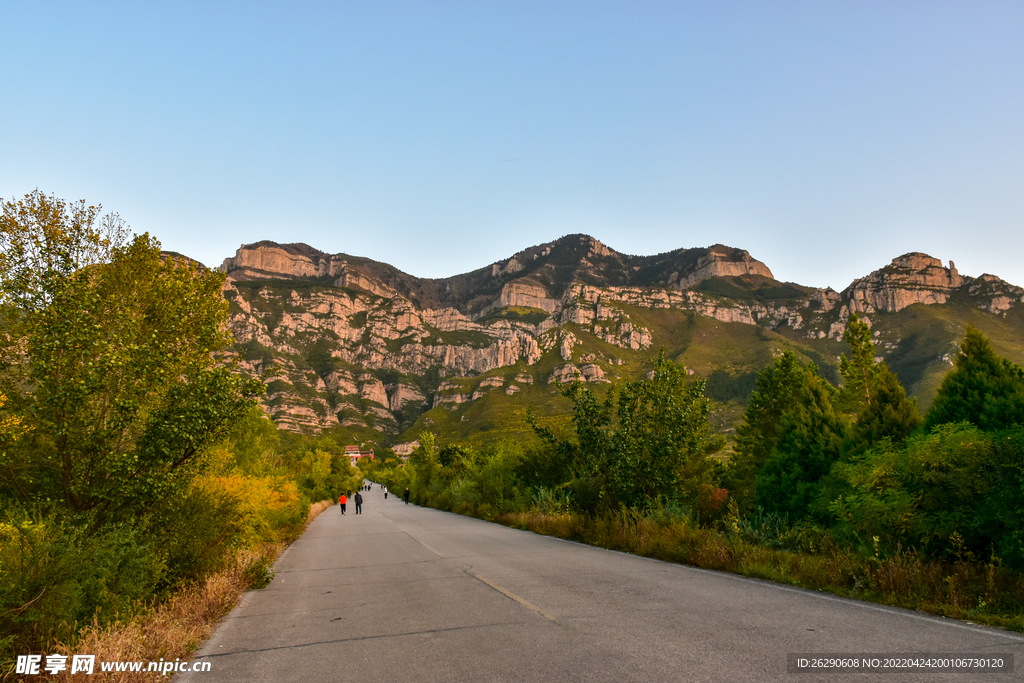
{"left": 354, "top": 491, "right": 363, "bottom": 514}
{"left": 403, "top": 488, "right": 410, "bottom": 505}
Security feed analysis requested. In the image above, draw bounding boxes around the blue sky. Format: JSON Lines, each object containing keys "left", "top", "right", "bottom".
{"left": 3, "top": 1, "right": 1022, "bottom": 289}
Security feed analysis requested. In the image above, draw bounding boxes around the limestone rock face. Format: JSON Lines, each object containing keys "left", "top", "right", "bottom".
{"left": 546, "top": 362, "right": 609, "bottom": 384}
{"left": 559, "top": 331, "right": 579, "bottom": 360}
{"left": 969, "top": 274, "right": 1024, "bottom": 315}
{"left": 221, "top": 243, "right": 332, "bottom": 280}
{"left": 359, "top": 375, "right": 389, "bottom": 407}
{"left": 492, "top": 257, "right": 525, "bottom": 278}
{"left": 675, "top": 246, "right": 774, "bottom": 289}
{"left": 845, "top": 253, "right": 966, "bottom": 314}
{"left": 434, "top": 391, "right": 469, "bottom": 408}
{"left": 388, "top": 383, "right": 426, "bottom": 412}
{"left": 579, "top": 364, "right": 609, "bottom": 383}
{"left": 548, "top": 363, "right": 580, "bottom": 384}
{"left": 498, "top": 281, "right": 559, "bottom": 313}
{"left": 812, "top": 288, "right": 842, "bottom": 312}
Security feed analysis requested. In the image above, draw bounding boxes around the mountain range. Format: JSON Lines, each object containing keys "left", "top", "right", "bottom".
{"left": 213, "top": 234, "right": 1024, "bottom": 449}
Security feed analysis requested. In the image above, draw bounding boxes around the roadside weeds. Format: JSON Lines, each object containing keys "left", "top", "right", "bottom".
{"left": 37, "top": 500, "right": 334, "bottom": 683}
{"left": 492, "top": 509, "right": 1024, "bottom": 633}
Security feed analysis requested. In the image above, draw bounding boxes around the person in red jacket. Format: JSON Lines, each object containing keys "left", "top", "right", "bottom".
{"left": 339, "top": 493, "right": 347, "bottom": 515}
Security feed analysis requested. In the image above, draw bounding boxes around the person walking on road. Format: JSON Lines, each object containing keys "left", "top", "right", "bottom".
{"left": 384, "top": 486, "right": 388, "bottom": 500}
{"left": 339, "top": 493, "right": 347, "bottom": 515}
{"left": 354, "top": 491, "right": 363, "bottom": 514}
{"left": 403, "top": 487, "right": 410, "bottom": 505}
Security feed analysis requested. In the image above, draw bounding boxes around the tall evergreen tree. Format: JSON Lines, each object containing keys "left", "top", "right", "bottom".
{"left": 835, "top": 312, "right": 922, "bottom": 453}
{"left": 726, "top": 351, "right": 810, "bottom": 512}
{"left": 837, "top": 313, "right": 880, "bottom": 414}
{"left": 849, "top": 365, "right": 923, "bottom": 451}
{"left": 925, "top": 326, "right": 1024, "bottom": 432}
{"left": 755, "top": 369, "right": 848, "bottom": 520}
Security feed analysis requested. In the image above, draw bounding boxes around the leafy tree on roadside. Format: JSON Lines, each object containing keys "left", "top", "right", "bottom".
{"left": 0, "top": 191, "right": 264, "bottom": 658}
{"left": 528, "top": 373, "right": 614, "bottom": 510}
{"left": 0, "top": 190, "right": 263, "bottom": 526}
{"left": 531, "top": 353, "right": 721, "bottom": 511}
{"left": 614, "top": 354, "right": 723, "bottom": 505}
{"left": 407, "top": 431, "right": 441, "bottom": 500}
{"left": 438, "top": 443, "right": 471, "bottom": 473}
{"left": 829, "top": 424, "right": 1024, "bottom": 567}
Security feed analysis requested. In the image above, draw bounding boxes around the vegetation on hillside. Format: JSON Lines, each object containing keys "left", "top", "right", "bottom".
{"left": 372, "top": 314, "right": 1024, "bottom": 630}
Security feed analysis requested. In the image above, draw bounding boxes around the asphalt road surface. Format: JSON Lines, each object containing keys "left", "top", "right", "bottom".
{"left": 179, "top": 486, "right": 1023, "bottom": 682}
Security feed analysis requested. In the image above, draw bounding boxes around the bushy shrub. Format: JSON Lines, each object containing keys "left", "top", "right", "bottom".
{"left": 828, "top": 424, "right": 1024, "bottom": 568}
{"left": 0, "top": 514, "right": 163, "bottom": 661}
{"left": 196, "top": 474, "right": 306, "bottom": 547}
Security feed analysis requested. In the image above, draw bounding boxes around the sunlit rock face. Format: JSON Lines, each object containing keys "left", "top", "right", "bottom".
{"left": 845, "top": 253, "right": 964, "bottom": 314}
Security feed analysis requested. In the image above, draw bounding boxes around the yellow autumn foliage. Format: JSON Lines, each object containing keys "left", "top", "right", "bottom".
{"left": 195, "top": 473, "right": 306, "bottom": 547}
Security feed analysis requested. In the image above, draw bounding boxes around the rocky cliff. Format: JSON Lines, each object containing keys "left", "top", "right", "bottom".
{"left": 217, "top": 236, "right": 1024, "bottom": 435}
{"left": 846, "top": 253, "right": 963, "bottom": 314}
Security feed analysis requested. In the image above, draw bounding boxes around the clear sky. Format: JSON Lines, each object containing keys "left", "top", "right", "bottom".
{"left": 3, "top": 1, "right": 1023, "bottom": 290}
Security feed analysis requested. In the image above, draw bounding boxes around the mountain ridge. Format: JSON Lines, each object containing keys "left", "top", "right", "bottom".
{"left": 212, "top": 235, "right": 1024, "bottom": 440}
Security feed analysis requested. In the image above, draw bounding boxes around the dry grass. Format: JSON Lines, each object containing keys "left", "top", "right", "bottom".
{"left": 306, "top": 499, "right": 334, "bottom": 524}
{"left": 32, "top": 500, "right": 334, "bottom": 683}
{"left": 45, "top": 547, "right": 272, "bottom": 683}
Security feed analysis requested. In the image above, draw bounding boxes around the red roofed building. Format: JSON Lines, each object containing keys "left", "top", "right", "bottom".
{"left": 344, "top": 445, "right": 374, "bottom": 466}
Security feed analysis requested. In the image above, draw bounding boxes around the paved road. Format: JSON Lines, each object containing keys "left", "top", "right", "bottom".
{"left": 180, "top": 486, "right": 1022, "bottom": 682}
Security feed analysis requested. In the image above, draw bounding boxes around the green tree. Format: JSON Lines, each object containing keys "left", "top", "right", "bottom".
{"left": 837, "top": 313, "right": 880, "bottom": 414}
{"left": 407, "top": 431, "right": 440, "bottom": 501}
{"left": 438, "top": 443, "right": 471, "bottom": 473}
{"left": 836, "top": 312, "right": 922, "bottom": 453}
{"left": 848, "top": 366, "right": 922, "bottom": 451}
{"left": 829, "top": 424, "right": 1024, "bottom": 565}
{"left": 726, "top": 351, "right": 811, "bottom": 512}
{"left": 0, "top": 191, "right": 263, "bottom": 525}
{"left": 529, "top": 374, "right": 614, "bottom": 511}
{"left": 925, "top": 326, "right": 1024, "bottom": 432}
{"left": 755, "top": 367, "right": 848, "bottom": 520}
{"left": 531, "top": 353, "right": 721, "bottom": 511}
{"left": 614, "top": 354, "right": 722, "bottom": 505}
{"left": 302, "top": 449, "right": 332, "bottom": 497}
{"left": 205, "top": 405, "right": 282, "bottom": 475}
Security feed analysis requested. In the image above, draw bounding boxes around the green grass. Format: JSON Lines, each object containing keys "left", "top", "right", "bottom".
{"left": 478, "top": 305, "right": 551, "bottom": 326}
{"left": 421, "top": 324, "right": 495, "bottom": 348}
{"left": 694, "top": 275, "right": 813, "bottom": 304}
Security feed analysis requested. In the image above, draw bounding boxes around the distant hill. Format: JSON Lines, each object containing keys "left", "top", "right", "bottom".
{"left": 215, "top": 234, "right": 1024, "bottom": 448}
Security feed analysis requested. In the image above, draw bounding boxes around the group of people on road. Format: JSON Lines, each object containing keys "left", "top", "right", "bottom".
{"left": 338, "top": 491, "right": 362, "bottom": 515}
{"left": 339, "top": 483, "right": 411, "bottom": 514}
